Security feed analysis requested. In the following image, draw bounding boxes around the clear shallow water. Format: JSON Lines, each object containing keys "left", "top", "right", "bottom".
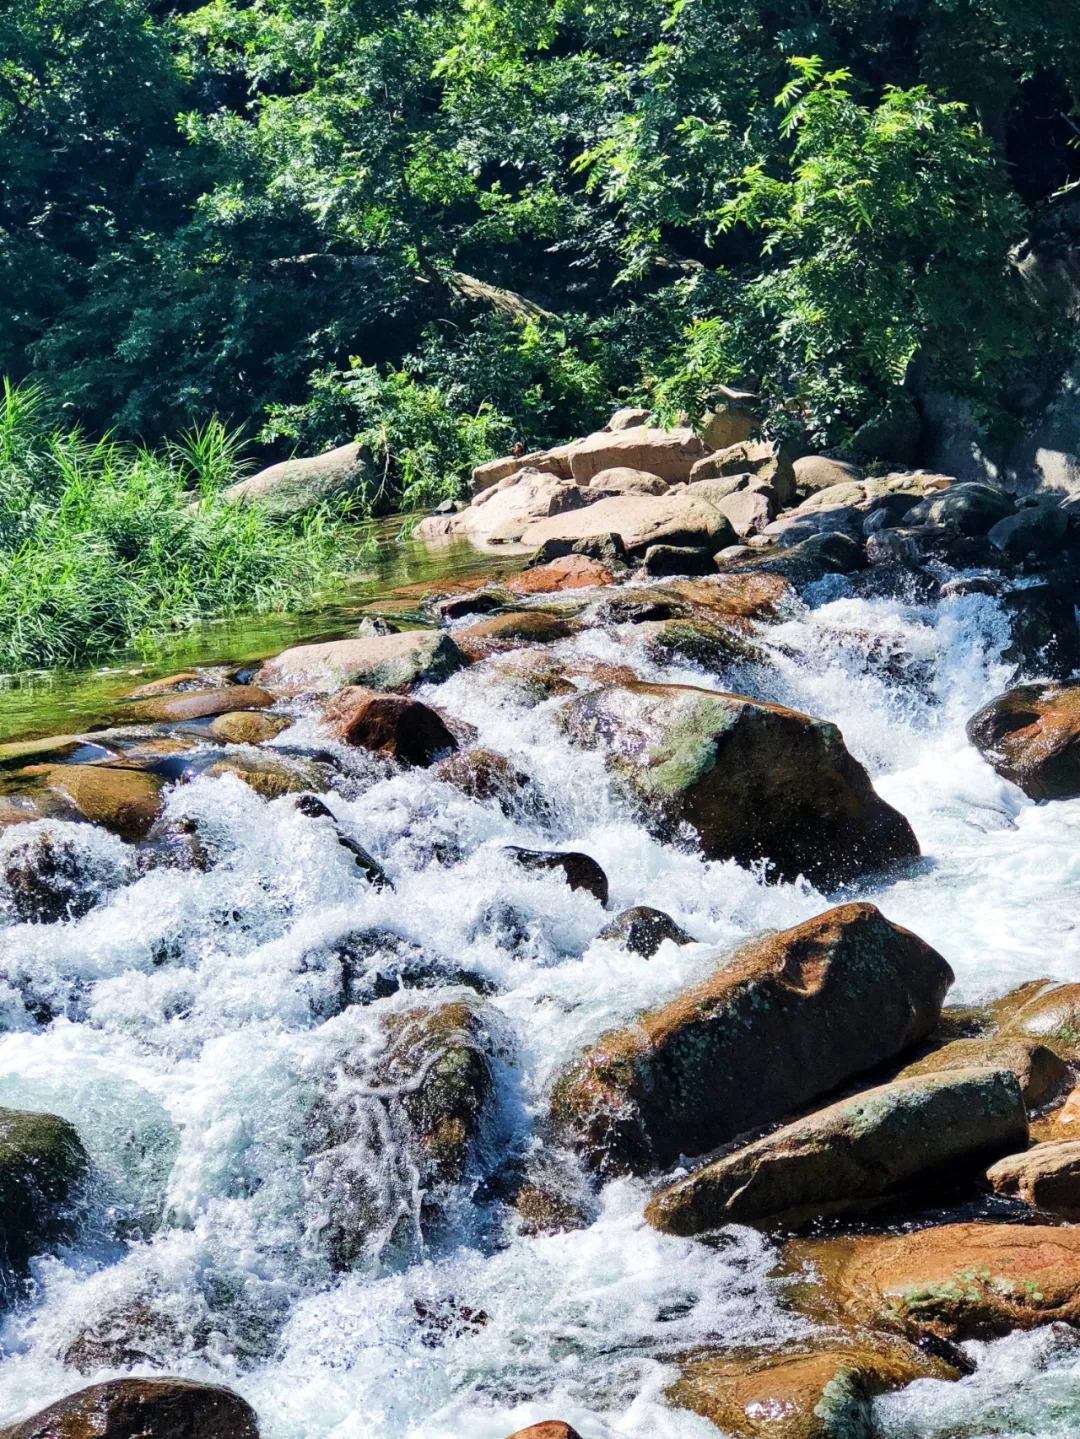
{"left": 0, "top": 571, "right": 1079, "bottom": 1437}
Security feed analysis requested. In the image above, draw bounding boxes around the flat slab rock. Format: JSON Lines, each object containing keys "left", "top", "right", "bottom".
{"left": 784, "top": 1223, "right": 1080, "bottom": 1341}
{"left": 647, "top": 1067, "right": 1026, "bottom": 1233}
{"left": 258, "top": 628, "right": 466, "bottom": 694}
{"left": 550, "top": 902, "right": 953, "bottom": 1176}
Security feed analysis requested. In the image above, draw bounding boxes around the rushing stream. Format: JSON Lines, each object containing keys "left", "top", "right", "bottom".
{"left": 2, "top": 560, "right": 1080, "bottom": 1438}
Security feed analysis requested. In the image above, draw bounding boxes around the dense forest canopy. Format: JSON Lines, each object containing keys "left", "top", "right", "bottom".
{"left": 4, "top": 0, "right": 1080, "bottom": 498}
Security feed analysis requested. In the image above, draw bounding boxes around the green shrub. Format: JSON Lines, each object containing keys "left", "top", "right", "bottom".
{"left": 0, "top": 381, "right": 346, "bottom": 672}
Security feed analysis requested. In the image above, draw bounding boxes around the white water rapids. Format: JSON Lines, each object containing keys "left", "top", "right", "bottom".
{"left": 2, "top": 577, "right": 1080, "bottom": 1438}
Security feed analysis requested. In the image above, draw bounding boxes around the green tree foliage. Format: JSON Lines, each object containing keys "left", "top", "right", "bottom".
{"left": 3, "top": 0, "right": 1079, "bottom": 470}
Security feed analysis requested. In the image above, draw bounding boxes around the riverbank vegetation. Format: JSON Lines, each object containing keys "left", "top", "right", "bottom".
{"left": 0, "top": 383, "right": 345, "bottom": 671}
{"left": 4, "top": 0, "right": 1079, "bottom": 505}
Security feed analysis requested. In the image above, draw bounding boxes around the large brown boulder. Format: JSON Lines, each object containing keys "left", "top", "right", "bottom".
{"left": 258, "top": 628, "right": 466, "bottom": 695}
{"left": 567, "top": 425, "right": 706, "bottom": 485}
{"left": 0, "top": 1379, "right": 258, "bottom": 1439}
{"left": 967, "top": 683, "right": 1080, "bottom": 800}
{"left": 40, "top": 765, "right": 165, "bottom": 841}
{"left": 222, "top": 440, "right": 367, "bottom": 517}
{"left": 323, "top": 687, "right": 458, "bottom": 766}
{"left": 689, "top": 440, "right": 797, "bottom": 506}
{"left": 517, "top": 490, "right": 737, "bottom": 556}
{"left": 0, "top": 1107, "right": 88, "bottom": 1300}
{"left": 646, "top": 1068, "right": 1026, "bottom": 1234}
{"left": 667, "top": 1333, "right": 958, "bottom": 1439}
{"left": 549, "top": 903, "right": 952, "bottom": 1176}
{"left": 559, "top": 681, "right": 919, "bottom": 885}
{"left": 987, "top": 1140, "right": 1080, "bottom": 1218}
{"left": 785, "top": 1223, "right": 1080, "bottom": 1341}
{"left": 993, "top": 979, "right": 1080, "bottom": 1056}
{"left": 454, "top": 611, "right": 573, "bottom": 654}
{"left": 505, "top": 556, "right": 615, "bottom": 593}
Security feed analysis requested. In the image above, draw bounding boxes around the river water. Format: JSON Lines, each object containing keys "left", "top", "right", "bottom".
{"left": 1, "top": 555, "right": 1079, "bottom": 1438}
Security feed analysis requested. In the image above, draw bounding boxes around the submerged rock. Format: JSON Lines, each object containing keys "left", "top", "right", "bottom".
{"left": 307, "top": 999, "right": 498, "bottom": 1266}
{"left": 207, "top": 711, "right": 292, "bottom": 745}
{"left": 967, "top": 683, "right": 1080, "bottom": 799}
{"left": 646, "top": 1068, "right": 1026, "bottom": 1234}
{"left": 596, "top": 906, "right": 694, "bottom": 957}
{"left": 505, "top": 555, "right": 615, "bottom": 593}
{"left": 0, "top": 1378, "right": 259, "bottom": 1439}
{"left": 0, "top": 829, "right": 127, "bottom": 924}
{"left": 784, "top": 1223, "right": 1080, "bottom": 1341}
{"left": 987, "top": 1140, "right": 1080, "bottom": 1218}
{"left": 258, "top": 629, "right": 466, "bottom": 695}
{"left": 505, "top": 846, "right": 609, "bottom": 904}
{"left": 560, "top": 681, "right": 918, "bottom": 886}
{"left": 668, "top": 1332, "right": 958, "bottom": 1439}
{"left": 550, "top": 903, "right": 952, "bottom": 1176}
{"left": 120, "top": 685, "right": 274, "bottom": 724}
{"left": 0, "top": 1106, "right": 88, "bottom": 1303}
{"left": 323, "top": 687, "right": 458, "bottom": 767}
{"left": 432, "top": 749, "right": 540, "bottom": 816}
{"left": 39, "top": 765, "right": 165, "bottom": 841}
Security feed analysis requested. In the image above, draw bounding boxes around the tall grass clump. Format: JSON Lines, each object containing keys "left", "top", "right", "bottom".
{"left": 0, "top": 380, "right": 346, "bottom": 672}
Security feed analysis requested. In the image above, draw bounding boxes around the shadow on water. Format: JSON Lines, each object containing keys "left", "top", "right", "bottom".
{"left": 0, "top": 521, "right": 524, "bottom": 742}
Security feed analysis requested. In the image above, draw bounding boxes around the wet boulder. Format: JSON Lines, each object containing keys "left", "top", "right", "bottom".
{"left": 292, "top": 794, "right": 389, "bottom": 887}
{"left": 967, "top": 683, "right": 1080, "bottom": 799}
{"left": 559, "top": 681, "right": 918, "bottom": 886}
{"left": 903, "top": 482, "right": 1014, "bottom": 535}
{"left": 646, "top": 1068, "right": 1027, "bottom": 1234}
{"left": 505, "top": 847, "right": 609, "bottom": 904}
{"left": 640, "top": 544, "right": 717, "bottom": 577}
{"left": 987, "top": 1140, "right": 1080, "bottom": 1218}
{"left": 1000, "top": 583, "right": 1080, "bottom": 680}
{"left": 202, "top": 752, "right": 322, "bottom": 799}
{"left": 0, "top": 1378, "right": 259, "bottom": 1439}
{"left": 119, "top": 685, "right": 274, "bottom": 725}
{"left": 0, "top": 828, "right": 128, "bottom": 924}
{"left": 258, "top": 628, "right": 466, "bottom": 695}
{"left": 596, "top": 906, "right": 694, "bottom": 957}
{"left": 720, "top": 531, "right": 864, "bottom": 589}
{"left": 0, "top": 1107, "right": 88, "bottom": 1303}
{"left": 989, "top": 501, "right": 1068, "bottom": 558}
{"left": 39, "top": 765, "right": 165, "bottom": 841}
{"left": 897, "top": 1033, "right": 1069, "bottom": 1107}
{"left": 221, "top": 439, "right": 367, "bottom": 517}
{"left": 323, "top": 687, "right": 458, "bottom": 767}
{"left": 784, "top": 1223, "right": 1080, "bottom": 1341}
{"left": 432, "top": 749, "right": 541, "bottom": 817}
{"left": 306, "top": 999, "right": 499, "bottom": 1266}
{"left": 660, "top": 573, "right": 793, "bottom": 627}
{"left": 207, "top": 711, "right": 292, "bottom": 745}
{"left": 633, "top": 616, "right": 762, "bottom": 670}
{"left": 667, "top": 1333, "right": 958, "bottom": 1439}
{"left": 550, "top": 903, "right": 952, "bottom": 1176}
{"left": 993, "top": 980, "right": 1080, "bottom": 1059}
{"left": 503, "top": 1426, "right": 583, "bottom": 1439}
{"left": 454, "top": 611, "right": 574, "bottom": 658}
{"left": 505, "top": 556, "right": 615, "bottom": 593}
{"left": 332, "top": 927, "right": 495, "bottom": 1008}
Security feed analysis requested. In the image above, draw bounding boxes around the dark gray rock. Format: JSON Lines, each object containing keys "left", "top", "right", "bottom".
{"left": 597, "top": 906, "right": 694, "bottom": 957}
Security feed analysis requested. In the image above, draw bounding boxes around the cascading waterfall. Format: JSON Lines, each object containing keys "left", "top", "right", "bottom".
{"left": 2, "top": 578, "right": 1080, "bottom": 1439}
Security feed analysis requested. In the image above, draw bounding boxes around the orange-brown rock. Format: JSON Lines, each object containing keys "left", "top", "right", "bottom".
{"left": 550, "top": 903, "right": 952, "bottom": 1175}
{"left": 992, "top": 979, "right": 1080, "bottom": 1057}
{"left": 503, "top": 1425, "right": 583, "bottom": 1439}
{"left": 658, "top": 572, "right": 792, "bottom": 628}
{"left": 505, "top": 556, "right": 614, "bottom": 593}
{"left": 667, "top": 1333, "right": 958, "bottom": 1439}
{"left": 0, "top": 1378, "right": 259, "bottom": 1439}
{"left": 967, "top": 683, "right": 1080, "bottom": 799}
{"left": 120, "top": 684, "right": 274, "bottom": 724}
{"left": 207, "top": 711, "right": 292, "bottom": 745}
{"left": 323, "top": 687, "right": 458, "bottom": 767}
{"left": 560, "top": 681, "right": 918, "bottom": 885}
{"left": 124, "top": 671, "right": 200, "bottom": 698}
{"left": 567, "top": 424, "right": 706, "bottom": 485}
{"left": 784, "top": 1223, "right": 1080, "bottom": 1341}
{"left": 454, "top": 610, "right": 574, "bottom": 659}
{"left": 987, "top": 1140, "right": 1080, "bottom": 1218}
{"left": 41, "top": 765, "right": 165, "bottom": 840}
{"left": 896, "top": 1034, "right": 1069, "bottom": 1107}
{"left": 1036, "top": 1083, "right": 1080, "bottom": 1141}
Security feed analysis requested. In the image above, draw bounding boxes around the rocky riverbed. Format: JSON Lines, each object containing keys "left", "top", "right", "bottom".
{"left": 5, "top": 416, "right": 1080, "bottom": 1438}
